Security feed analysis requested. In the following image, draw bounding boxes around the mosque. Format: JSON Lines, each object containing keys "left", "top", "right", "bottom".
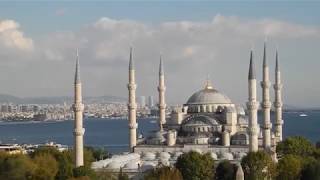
{"left": 73, "top": 43, "right": 284, "bottom": 176}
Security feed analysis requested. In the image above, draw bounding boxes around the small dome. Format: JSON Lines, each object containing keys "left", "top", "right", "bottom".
{"left": 194, "top": 149, "right": 202, "bottom": 154}
{"left": 124, "top": 161, "right": 139, "bottom": 169}
{"left": 172, "top": 152, "right": 184, "bottom": 160}
{"left": 210, "top": 152, "right": 218, "bottom": 160}
{"left": 159, "top": 152, "right": 171, "bottom": 160}
{"left": 142, "top": 152, "right": 156, "bottom": 161}
{"left": 219, "top": 152, "right": 233, "bottom": 160}
{"left": 236, "top": 105, "right": 246, "bottom": 115}
{"left": 141, "top": 162, "right": 156, "bottom": 171}
{"left": 186, "top": 85, "right": 232, "bottom": 105}
{"left": 107, "top": 161, "right": 121, "bottom": 169}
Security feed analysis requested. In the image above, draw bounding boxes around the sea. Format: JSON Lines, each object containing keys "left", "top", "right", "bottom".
{"left": 0, "top": 111, "right": 319, "bottom": 154}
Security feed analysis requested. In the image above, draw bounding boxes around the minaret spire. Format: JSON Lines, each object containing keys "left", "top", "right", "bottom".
{"left": 73, "top": 49, "right": 85, "bottom": 167}
{"left": 261, "top": 42, "right": 272, "bottom": 149}
{"left": 127, "top": 47, "right": 137, "bottom": 152}
{"left": 247, "top": 49, "right": 259, "bottom": 152}
{"left": 75, "top": 48, "right": 81, "bottom": 84}
{"left": 158, "top": 55, "right": 166, "bottom": 131}
{"left": 129, "top": 47, "right": 134, "bottom": 70}
{"left": 274, "top": 50, "right": 283, "bottom": 142}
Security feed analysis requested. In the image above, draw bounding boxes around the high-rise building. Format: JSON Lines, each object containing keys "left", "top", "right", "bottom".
{"left": 148, "top": 96, "right": 154, "bottom": 108}
{"left": 139, "top": 96, "right": 146, "bottom": 107}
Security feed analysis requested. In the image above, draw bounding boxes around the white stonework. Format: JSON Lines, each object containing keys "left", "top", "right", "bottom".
{"left": 274, "top": 51, "right": 283, "bottom": 142}
{"left": 247, "top": 50, "right": 259, "bottom": 152}
{"left": 261, "top": 43, "right": 272, "bottom": 149}
{"left": 128, "top": 48, "right": 137, "bottom": 152}
{"left": 158, "top": 56, "right": 166, "bottom": 131}
{"left": 73, "top": 50, "right": 84, "bottom": 167}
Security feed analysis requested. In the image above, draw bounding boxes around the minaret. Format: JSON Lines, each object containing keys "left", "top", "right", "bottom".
{"left": 236, "top": 164, "right": 244, "bottom": 180}
{"left": 261, "top": 43, "right": 272, "bottom": 149}
{"left": 73, "top": 49, "right": 85, "bottom": 167}
{"left": 274, "top": 50, "right": 283, "bottom": 142}
{"left": 246, "top": 50, "right": 259, "bottom": 152}
{"left": 127, "top": 47, "right": 137, "bottom": 152}
{"left": 158, "top": 55, "right": 166, "bottom": 131}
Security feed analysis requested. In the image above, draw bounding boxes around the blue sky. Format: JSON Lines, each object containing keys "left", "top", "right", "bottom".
{"left": 0, "top": 1, "right": 319, "bottom": 107}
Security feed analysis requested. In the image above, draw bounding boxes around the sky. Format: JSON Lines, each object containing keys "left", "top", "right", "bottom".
{"left": 0, "top": 0, "right": 319, "bottom": 107}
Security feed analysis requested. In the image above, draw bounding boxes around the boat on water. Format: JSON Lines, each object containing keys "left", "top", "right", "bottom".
{"left": 299, "top": 113, "right": 308, "bottom": 117}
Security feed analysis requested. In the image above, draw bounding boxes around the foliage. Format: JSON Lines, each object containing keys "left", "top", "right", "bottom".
{"left": 175, "top": 151, "right": 215, "bottom": 180}
{"left": 33, "top": 153, "right": 59, "bottom": 180}
{"left": 144, "top": 166, "right": 183, "bottom": 180}
{"left": 316, "top": 141, "right": 320, "bottom": 149}
{"left": 73, "top": 166, "right": 96, "bottom": 178}
{"left": 95, "top": 169, "right": 118, "bottom": 180}
{"left": 276, "top": 154, "right": 303, "bottom": 180}
{"left": 55, "top": 151, "right": 74, "bottom": 180}
{"left": 86, "top": 146, "right": 110, "bottom": 161}
{"left": 215, "top": 160, "right": 236, "bottom": 180}
{"left": 301, "top": 160, "right": 320, "bottom": 180}
{"left": 241, "top": 151, "right": 276, "bottom": 180}
{"left": 0, "top": 153, "right": 36, "bottom": 180}
{"left": 117, "top": 167, "right": 129, "bottom": 180}
{"left": 277, "top": 136, "right": 315, "bottom": 157}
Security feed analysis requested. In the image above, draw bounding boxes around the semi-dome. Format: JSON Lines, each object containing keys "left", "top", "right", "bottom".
{"left": 186, "top": 82, "right": 232, "bottom": 105}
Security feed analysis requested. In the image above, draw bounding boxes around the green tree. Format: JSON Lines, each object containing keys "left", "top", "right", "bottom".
{"left": 241, "top": 151, "right": 276, "bottom": 180}
{"left": 276, "top": 154, "right": 303, "bottom": 180}
{"left": 144, "top": 166, "right": 183, "bottom": 180}
{"left": 0, "top": 153, "right": 35, "bottom": 180}
{"left": 215, "top": 160, "right": 236, "bottom": 180}
{"left": 86, "top": 146, "right": 110, "bottom": 161}
{"left": 301, "top": 160, "right": 320, "bottom": 180}
{"left": 95, "top": 169, "right": 117, "bottom": 180}
{"left": 73, "top": 166, "right": 96, "bottom": 178}
{"left": 118, "top": 167, "right": 129, "bottom": 180}
{"left": 31, "top": 147, "right": 74, "bottom": 179}
{"left": 55, "top": 151, "right": 74, "bottom": 180}
{"left": 33, "top": 153, "right": 59, "bottom": 180}
{"left": 175, "top": 151, "right": 215, "bottom": 180}
{"left": 277, "top": 136, "right": 315, "bottom": 157}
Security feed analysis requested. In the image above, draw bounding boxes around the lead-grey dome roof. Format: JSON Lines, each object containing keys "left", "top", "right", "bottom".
{"left": 186, "top": 83, "right": 232, "bottom": 105}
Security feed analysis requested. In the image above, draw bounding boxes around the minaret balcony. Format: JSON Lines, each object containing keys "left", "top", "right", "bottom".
{"left": 273, "top": 102, "right": 283, "bottom": 108}
{"left": 261, "top": 101, "right": 272, "bottom": 108}
{"left": 73, "top": 128, "right": 85, "bottom": 136}
{"left": 273, "top": 84, "right": 283, "bottom": 90}
{"left": 127, "top": 84, "right": 137, "bottom": 90}
{"left": 157, "top": 86, "right": 166, "bottom": 91}
{"left": 73, "top": 103, "right": 84, "bottom": 112}
{"left": 246, "top": 101, "right": 259, "bottom": 109}
{"left": 261, "top": 123, "right": 272, "bottom": 129}
{"left": 127, "top": 103, "right": 137, "bottom": 109}
{"left": 248, "top": 126, "right": 259, "bottom": 136}
{"left": 260, "top": 81, "right": 271, "bottom": 88}
{"left": 128, "top": 123, "right": 138, "bottom": 129}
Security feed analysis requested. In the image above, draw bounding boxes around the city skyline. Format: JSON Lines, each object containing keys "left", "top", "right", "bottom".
{"left": 0, "top": 1, "right": 319, "bottom": 107}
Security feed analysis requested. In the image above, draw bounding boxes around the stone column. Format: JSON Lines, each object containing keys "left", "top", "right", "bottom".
{"left": 274, "top": 51, "right": 283, "bottom": 142}
{"left": 73, "top": 50, "right": 85, "bottom": 167}
{"left": 261, "top": 43, "right": 272, "bottom": 149}
{"left": 158, "top": 56, "right": 166, "bottom": 131}
{"left": 247, "top": 50, "right": 259, "bottom": 152}
{"left": 128, "top": 48, "right": 137, "bottom": 152}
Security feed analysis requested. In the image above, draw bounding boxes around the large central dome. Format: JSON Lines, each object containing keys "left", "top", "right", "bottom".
{"left": 186, "top": 82, "right": 232, "bottom": 105}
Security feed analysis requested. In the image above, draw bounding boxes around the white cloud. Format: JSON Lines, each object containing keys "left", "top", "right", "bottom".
{"left": 0, "top": 20, "right": 34, "bottom": 51}
{"left": 0, "top": 15, "right": 319, "bottom": 107}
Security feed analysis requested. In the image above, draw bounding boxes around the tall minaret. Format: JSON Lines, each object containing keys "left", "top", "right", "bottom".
{"left": 247, "top": 50, "right": 259, "bottom": 152}
{"left": 127, "top": 47, "right": 137, "bottom": 152}
{"left": 274, "top": 50, "right": 283, "bottom": 142}
{"left": 73, "top": 49, "right": 85, "bottom": 167}
{"left": 158, "top": 55, "right": 166, "bottom": 131}
{"left": 261, "top": 43, "right": 272, "bottom": 149}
